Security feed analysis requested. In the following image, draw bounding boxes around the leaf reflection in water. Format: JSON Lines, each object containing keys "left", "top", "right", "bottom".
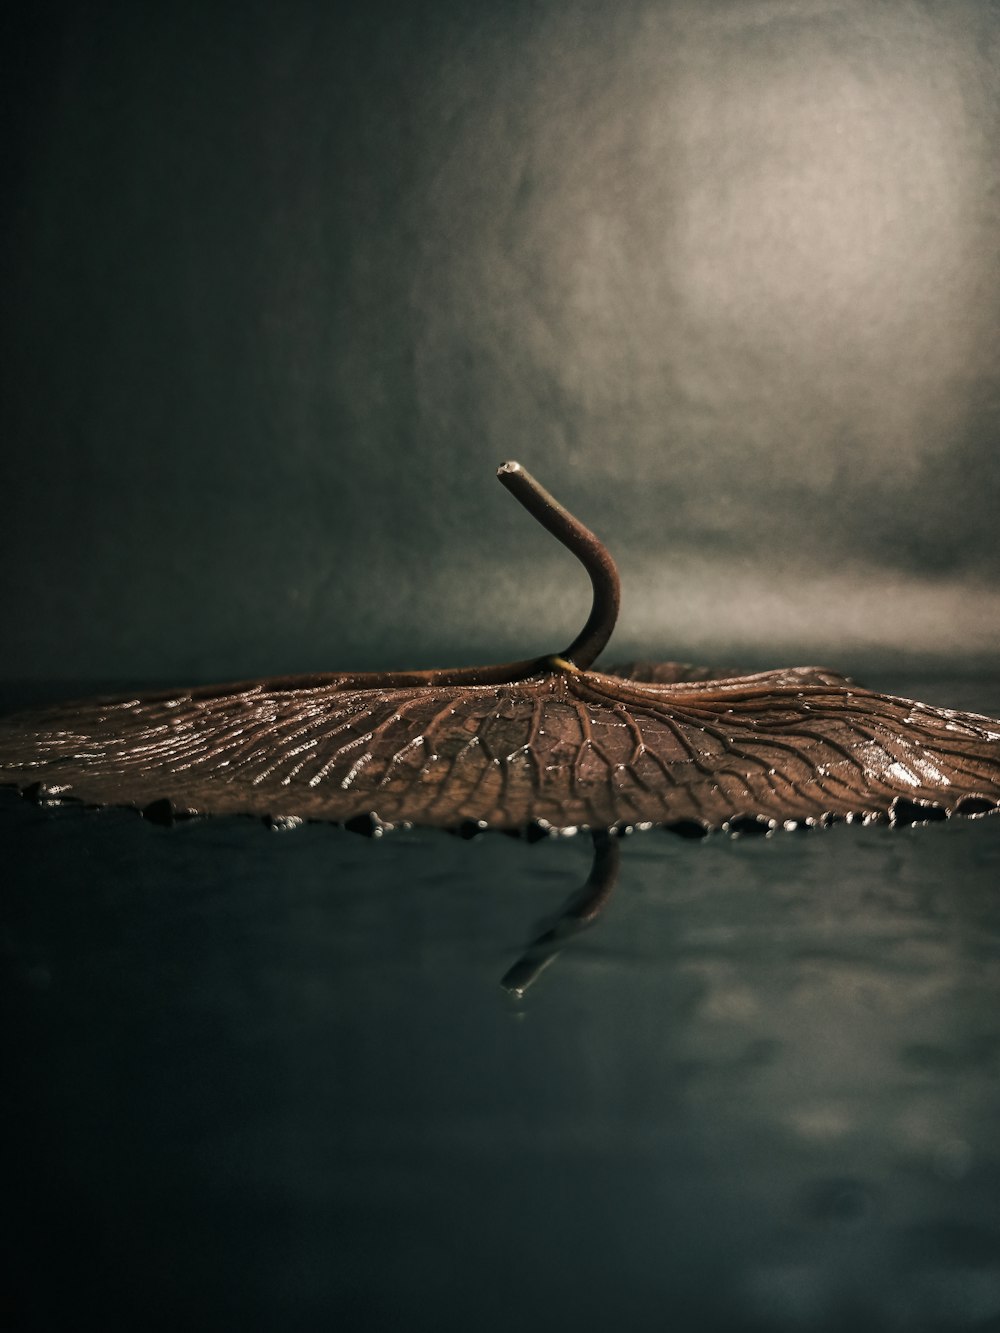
{"left": 501, "top": 832, "right": 619, "bottom": 997}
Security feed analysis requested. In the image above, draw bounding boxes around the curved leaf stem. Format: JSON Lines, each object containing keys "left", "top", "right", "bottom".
{"left": 497, "top": 461, "right": 621, "bottom": 670}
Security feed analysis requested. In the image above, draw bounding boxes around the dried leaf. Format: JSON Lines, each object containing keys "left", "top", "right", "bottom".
{"left": 3, "top": 464, "right": 999, "bottom": 836}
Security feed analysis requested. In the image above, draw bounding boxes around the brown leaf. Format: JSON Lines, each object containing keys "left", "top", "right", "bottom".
{"left": 2, "top": 463, "right": 999, "bottom": 836}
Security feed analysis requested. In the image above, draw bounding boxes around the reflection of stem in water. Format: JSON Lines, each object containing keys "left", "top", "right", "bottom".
{"left": 501, "top": 832, "right": 621, "bottom": 997}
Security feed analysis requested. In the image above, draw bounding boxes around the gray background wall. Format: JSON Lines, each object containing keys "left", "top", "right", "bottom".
{"left": 3, "top": 0, "right": 999, "bottom": 683}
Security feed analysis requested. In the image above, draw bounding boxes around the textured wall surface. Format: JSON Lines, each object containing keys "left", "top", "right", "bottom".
{"left": 3, "top": 0, "right": 999, "bottom": 681}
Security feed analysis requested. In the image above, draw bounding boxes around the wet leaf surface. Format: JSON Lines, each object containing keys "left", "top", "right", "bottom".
{"left": 3, "top": 660, "right": 1000, "bottom": 835}
{"left": 3, "top": 464, "right": 999, "bottom": 835}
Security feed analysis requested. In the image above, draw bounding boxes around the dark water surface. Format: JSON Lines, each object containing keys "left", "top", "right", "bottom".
{"left": 2, "top": 677, "right": 1000, "bottom": 1332}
